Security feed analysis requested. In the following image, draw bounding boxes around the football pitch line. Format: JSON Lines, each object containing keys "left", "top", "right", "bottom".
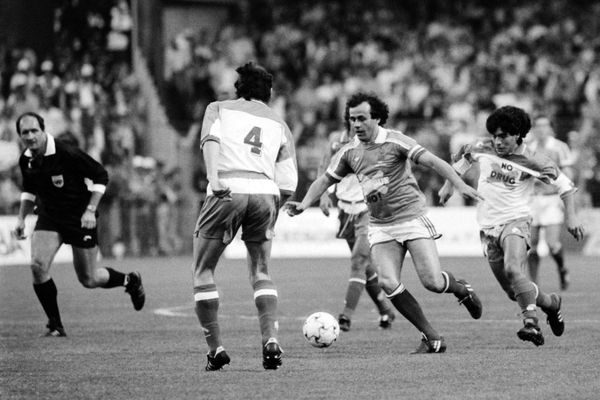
{"left": 151, "top": 304, "right": 600, "bottom": 324}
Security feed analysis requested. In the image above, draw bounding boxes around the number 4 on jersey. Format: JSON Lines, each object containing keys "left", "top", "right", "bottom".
{"left": 244, "top": 127, "right": 263, "bottom": 155}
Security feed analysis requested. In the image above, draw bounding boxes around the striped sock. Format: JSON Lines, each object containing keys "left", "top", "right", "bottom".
{"left": 343, "top": 278, "right": 365, "bottom": 317}
{"left": 194, "top": 284, "right": 221, "bottom": 352}
{"left": 253, "top": 280, "right": 279, "bottom": 344}
{"left": 386, "top": 284, "right": 439, "bottom": 339}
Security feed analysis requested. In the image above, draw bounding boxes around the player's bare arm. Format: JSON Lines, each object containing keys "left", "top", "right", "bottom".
{"left": 286, "top": 174, "right": 336, "bottom": 216}
{"left": 561, "top": 191, "right": 585, "bottom": 241}
{"left": 418, "top": 151, "right": 484, "bottom": 203}
{"left": 202, "top": 140, "right": 231, "bottom": 200}
{"left": 81, "top": 190, "right": 104, "bottom": 229}
{"left": 12, "top": 197, "right": 35, "bottom": 239}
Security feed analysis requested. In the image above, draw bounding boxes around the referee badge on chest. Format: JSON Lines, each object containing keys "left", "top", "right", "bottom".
{"left": 51, "top": 175, "right": 64, "bottom": 188}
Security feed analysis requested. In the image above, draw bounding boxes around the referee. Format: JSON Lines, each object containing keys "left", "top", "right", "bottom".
{"left": 12, "top": 112, "right": 145, "bottom": 337}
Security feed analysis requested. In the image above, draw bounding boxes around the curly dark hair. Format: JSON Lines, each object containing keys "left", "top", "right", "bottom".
{"left": 344, "top": 92, "right": 389, "bottom": 127}
{"left": 234, "top": 62, "right": 273, "bottom": 102}
{"left": 486, "top": 106, "right": 531, "bottom": 144}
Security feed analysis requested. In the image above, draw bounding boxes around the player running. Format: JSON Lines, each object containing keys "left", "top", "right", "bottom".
{"left": 318, "top": 127, "right": 395, "bottom": 331}
{"left": 13, "top": 112, "right": 145, "bottom": 338}
{"left": 439, "top": 106, "right": 584, "bottom": 346}
{"left": 287, "top": 92, "right": 484, "bottom": 354}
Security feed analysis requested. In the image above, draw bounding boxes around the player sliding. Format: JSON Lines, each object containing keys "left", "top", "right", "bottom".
{"left": 438, "top": 105, "right": 585, "bottom": 346}
{"left": 286, "top": 92, "right": 484, "bottom": 353}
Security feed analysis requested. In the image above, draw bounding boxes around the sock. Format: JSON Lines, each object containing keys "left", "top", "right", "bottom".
{"left": 194, "top": 284, "right": 221, "bottom": 352}
{"left": 33, "top": 279, "right": 63, "bottom": 328}
{"left": 102, "top": 267, "right": 127, "bottom": 288}
{"left": 342, "top": 278, "right": 365, "bottom": 317}
{"left": 441, "top": 271, "right": 468, "bottom": 297}
{"left": 532, "top": 283, "right": 553, "bottom": 310}
{"left": 386, "top": 284, "right": 439, "bottom": 339}
{"left": 551, "top": 248, "right": 566, "bottom": 273}
{"left": 253, "top": 280, "right": 279, "bottom": 344}
{"left": 511, "top": 277, "right": 538, "bottom": 321}
{"left": 528, "top": 251, "right": 540, "bottom": 283}
{"left": 365, "top": 273, "right": 392, "bottom": 315}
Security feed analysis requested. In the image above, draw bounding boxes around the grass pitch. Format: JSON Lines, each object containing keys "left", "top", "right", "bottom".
{"left": 1, "top": 254, "right": 599, "bottom": 399}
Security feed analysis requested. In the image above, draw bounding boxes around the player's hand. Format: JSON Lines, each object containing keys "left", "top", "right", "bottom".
{"left": 81, "top": 210, "right": 97, "bottom": 229}
{"left": 12, "top": 219, "right": 26, "bottom": 240}
{"left": 283, "top": 201, "right": 306, "bottom": 217}
{"left": 566, "top": 220, "right": 585, "bottom": 241}
{"left": 211, "top": 180, "right": 232, "bottom": 201}
{"left": 438, "top": 182, "right": 454, "bottom": 206}
{"left": 319, "top": 195, "right": 332, "bottom": 217}
{"left": 456, "top": 183, "right": 485, "bottom": 203}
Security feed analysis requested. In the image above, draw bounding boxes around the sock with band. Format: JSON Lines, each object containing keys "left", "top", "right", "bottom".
{"left": 194, "top": 283, "right": 221, "bottom": 352}
{"left": 253, "top": 280, "right": 279, "bottom": 344}
{"left": 386, "top": 283, "right": 439, "bottom": 339}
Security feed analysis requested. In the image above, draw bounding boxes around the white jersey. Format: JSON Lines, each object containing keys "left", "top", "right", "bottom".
{"left": 453, "top": 139, "right": 575, "bottom": 228}
{"left": 528, "top": 136, "right": 573, "bottom": 196}
{"left": 200, "top": 98, "right": 297, "bottom": 196}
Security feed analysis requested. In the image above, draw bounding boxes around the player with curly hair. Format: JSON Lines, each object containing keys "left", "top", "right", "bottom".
{"left": 193, "top": 62, "right": 297, "bottom": 371}
{"left": 439, "top": 106, "right": 584, "bottom": 346}
{"left": 287, "top": 92, "right": 484, "bottom": 354}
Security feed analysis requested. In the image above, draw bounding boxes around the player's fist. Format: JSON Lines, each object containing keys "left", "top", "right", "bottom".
{"left": 12, "top": 220, "right": 26, "bottom": 240}
{"left": 319, "top": 194, "right": 332, "bottom": 217}
{"left": 283, "top": 201, "right": 305, "bottom": 217}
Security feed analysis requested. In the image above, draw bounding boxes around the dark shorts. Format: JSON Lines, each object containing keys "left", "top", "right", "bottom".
{"left": 35, "top": 213, "right": 98, "bottom": 248}
{"left": 336, "top": 209, "right": 369, "bottom": 240}
{"left": 194, "top": 193, "right": 279, "bottom": 244}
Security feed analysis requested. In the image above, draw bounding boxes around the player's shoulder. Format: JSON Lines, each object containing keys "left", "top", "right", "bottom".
{"left": 383, "top": 128, "right": 417, "bottom": 149}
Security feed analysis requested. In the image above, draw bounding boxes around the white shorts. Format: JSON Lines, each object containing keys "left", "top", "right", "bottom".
{"left": 531, "top": 195, "right": 564, "bottom": 226}
{"left": 368, "top": 215, "right": 441, "bottom": 246}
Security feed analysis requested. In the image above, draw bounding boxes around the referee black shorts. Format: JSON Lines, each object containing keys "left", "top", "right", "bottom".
{"left": 35, "top": 213, "right": 98, "bottom": 248}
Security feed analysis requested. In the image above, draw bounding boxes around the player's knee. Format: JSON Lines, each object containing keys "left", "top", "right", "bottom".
{"left": 421, "top": 274, "right": 445, "bottom": 293}
{"left": 30, "top": 259, "right": 48, "bottom": 280}
{"left": 78, "top": 274, "right": 100, "bottom": 288}
{"left": 377, "top": 275, "right": 397, "bottom": 293}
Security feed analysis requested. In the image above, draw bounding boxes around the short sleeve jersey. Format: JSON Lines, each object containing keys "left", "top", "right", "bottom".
{"left": 454, "top": 139, "right": 575, "bottom": 228}
{"left": 326, "top": 127, "right": 428, "bottom": 226}
{"left": 19, "top": 134, "right": 108, "bottom": 219}
{"left": 529, "top": 136, "right": 573, "bottom": 195}
{"left": 328, "top": 130, "right": 365, "bottom": 205}
{"left": 200, "top": 98, "right": 297, "bottom": 196}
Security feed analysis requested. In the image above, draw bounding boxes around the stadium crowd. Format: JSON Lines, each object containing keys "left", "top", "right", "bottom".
{"left": 2, "top": 0, "right": 600, "bottom": 258}
{"left": 1, "top": 0, "right": 182, "bottom": 258}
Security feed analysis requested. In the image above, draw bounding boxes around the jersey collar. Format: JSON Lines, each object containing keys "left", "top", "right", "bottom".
{"left": 373, "top": 126, "right": 387, "bottom": 143}
{"left": 23, "top": 133, "right": 56, "bottom": 158}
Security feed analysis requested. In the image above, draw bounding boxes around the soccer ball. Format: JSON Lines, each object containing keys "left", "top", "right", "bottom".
{"left": 302, "top": 312, "right": 340, "bottom": 348}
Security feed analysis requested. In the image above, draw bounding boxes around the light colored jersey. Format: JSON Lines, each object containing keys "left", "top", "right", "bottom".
{"left": 328, "top": 130, "right": 367, "bottom": 214}
{"left": 453, "top": 139, "right": 575, "bottom": 228}
{"left": 528, "top": 136, "right": 573, "bottom": 195}
{"left": 326, "top": 126, "right": 428, "bottom": 225}
{"left": 200, "top": 98, "right": 297, "bottom": 196}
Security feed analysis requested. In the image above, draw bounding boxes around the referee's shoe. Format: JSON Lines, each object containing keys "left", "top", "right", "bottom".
{"left": 125, "top": 272, "right": 145, "bottom": 311}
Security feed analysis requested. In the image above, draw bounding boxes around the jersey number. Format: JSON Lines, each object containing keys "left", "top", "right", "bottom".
{"left": 244, "top": 127, "right": 263, "bottom": 155}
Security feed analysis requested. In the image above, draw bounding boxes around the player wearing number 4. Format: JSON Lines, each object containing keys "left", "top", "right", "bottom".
{"left": 286, "top": 92, "right": 484, "bottom": 354}
{"left": 438, "top": 106, "right": 584, "bottom": 346}
{"left": 193, "top": 62, "right": 297, "bottom": 371}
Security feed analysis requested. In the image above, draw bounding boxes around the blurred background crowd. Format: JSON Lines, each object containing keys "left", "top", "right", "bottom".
{"left": 2, "top": 0, "right": 600, "bottom": 258}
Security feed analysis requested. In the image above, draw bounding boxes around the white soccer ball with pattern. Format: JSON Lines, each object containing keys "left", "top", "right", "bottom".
{"left": 302, "top": 312, "right": 340, "bottom": 348}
